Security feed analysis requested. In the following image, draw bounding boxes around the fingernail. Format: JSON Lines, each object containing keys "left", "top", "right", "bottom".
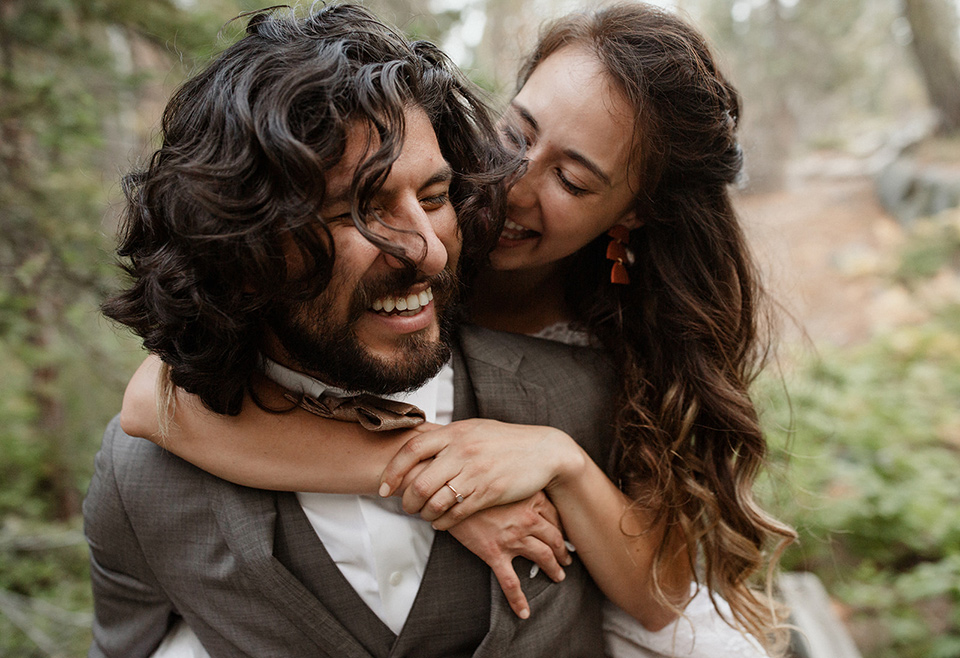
{"left": 562, "top": 556, "right": 573, "bottom": 566}
{"left": 378, "top": 483, "right": 391, "bottom": 498}
{"left": 519, "top": 607, "right": 530, "bottom": 620}
{"left": 557, "top": 569, "right": 565, "bottom": 582}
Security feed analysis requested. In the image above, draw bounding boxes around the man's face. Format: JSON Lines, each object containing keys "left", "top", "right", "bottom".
{"left": 265, "top": 106, "right": 463, "bottom": 393}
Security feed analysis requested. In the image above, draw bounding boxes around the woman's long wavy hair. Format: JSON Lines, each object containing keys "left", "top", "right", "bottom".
{"left": 102, "top": 3, "right": 514, "bottom": 415}
{"left": 518, "top": 4, "right": 796, "bottom": 651}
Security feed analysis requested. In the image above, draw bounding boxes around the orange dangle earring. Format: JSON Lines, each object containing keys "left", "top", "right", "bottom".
{"left": 606, "top": 225, "right": 633, "bottom": 285}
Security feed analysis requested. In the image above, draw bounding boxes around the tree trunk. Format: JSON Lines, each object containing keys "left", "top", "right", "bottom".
{"left": 475, "top": 0, "right": 535, "bottom": 93}
{"left": 26, "top": 301, "right": 77, "bottom": 521}
{"left": 903, "top": 0, "right": 960, "bottom": 134}
{"left": 741, "top": 0, "right": 796, "bottom": 193}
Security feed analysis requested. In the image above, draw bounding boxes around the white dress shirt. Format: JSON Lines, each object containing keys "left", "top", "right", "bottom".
{"left": 264, "top": 357, "right": 455, "bottom": 635}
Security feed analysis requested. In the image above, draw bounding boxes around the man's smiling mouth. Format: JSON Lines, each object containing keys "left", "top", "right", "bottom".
{"left": 370, "top": 287, "right": 434, "bottom": 316}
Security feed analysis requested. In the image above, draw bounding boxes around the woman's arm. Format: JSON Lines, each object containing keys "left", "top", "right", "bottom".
{"left": 544, "top": 454, "right": 692, "bottom": 630}
{"left": 379, "top": 421, "right": 692, "bottom": 631}
{"left": 121, "top": 355, "right": 414, "bottom": 493}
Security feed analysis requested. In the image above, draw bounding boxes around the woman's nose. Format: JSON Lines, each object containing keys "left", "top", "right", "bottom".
{"left": 508, "top": 159, "right": 539, "bottom": 209}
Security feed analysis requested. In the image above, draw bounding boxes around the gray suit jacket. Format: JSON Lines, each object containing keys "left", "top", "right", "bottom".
{"left": 84, "top": 325, "right": 617, "bottom": 657}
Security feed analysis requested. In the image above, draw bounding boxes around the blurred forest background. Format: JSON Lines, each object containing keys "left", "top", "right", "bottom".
{"left": 2, "top": 0, "right": 960, "bottom": 655}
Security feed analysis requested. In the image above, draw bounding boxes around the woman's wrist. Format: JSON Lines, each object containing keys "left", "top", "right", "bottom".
{"left": 545, "top": 430, "right": 588, "bottom": 494}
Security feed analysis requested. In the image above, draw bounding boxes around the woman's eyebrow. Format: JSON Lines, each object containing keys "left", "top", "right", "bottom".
{"left": 510, "top": 100, "right": 612, "bottom": 187}
{"left": 510, "top": 101, "right": 539, "bottom": 134}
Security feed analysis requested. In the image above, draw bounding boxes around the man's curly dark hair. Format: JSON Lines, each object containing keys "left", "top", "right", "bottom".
{"left": 102, "top": 3, "right": 514, "bottom": 415}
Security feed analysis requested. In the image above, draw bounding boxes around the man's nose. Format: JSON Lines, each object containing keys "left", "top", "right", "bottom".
{"left": 378, "top": 202, "right": 449, "bottom": 276}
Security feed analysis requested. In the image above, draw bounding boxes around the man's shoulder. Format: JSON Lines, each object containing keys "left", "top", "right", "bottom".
{"left": 101, "top": 414, "right": 179, "bottom": 469}
{"left": 456, "top": 324, "right": 619, "bottom": 478}
{"left": 457, "top": 324, "right": 614, "bottom": 369}
{"left": 87, "top": 415, "right": 235, "bottom": 549}
{"left": 457, "top": 324, "right": 616, "bottom": 392}
{"left": 96, "top": 414, "right": 214, "bottom": 496}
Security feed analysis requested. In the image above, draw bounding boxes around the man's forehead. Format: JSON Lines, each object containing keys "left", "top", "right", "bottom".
{"left": 323, "top": 119, "right": 383, "bottom": 201}
{"left": 322, "top": 107, "right": 447, "bottom": 205}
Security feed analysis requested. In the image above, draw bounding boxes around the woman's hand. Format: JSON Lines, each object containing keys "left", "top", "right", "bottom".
{"left": 378, "top": 418, "right": 587, "bottom": 530}
{"left": 447, "top": 491, "right": 572, "bottom": 620}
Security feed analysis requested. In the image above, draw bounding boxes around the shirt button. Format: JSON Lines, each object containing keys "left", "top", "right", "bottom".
{"left": 389, "top": 571, "right": 403, "bottom": 587}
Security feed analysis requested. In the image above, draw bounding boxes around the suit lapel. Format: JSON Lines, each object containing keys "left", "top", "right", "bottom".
{"left": 451, "top": 339, "right": 478, "bottom": 422}
{"left": 455, "top": 324, "right": 550, "bottom": 427}
{"left": 453, "top": 326, "right": 558, "bottom": 656}
{"left": 204, "top": 476, "right": 375, "bottom": 657}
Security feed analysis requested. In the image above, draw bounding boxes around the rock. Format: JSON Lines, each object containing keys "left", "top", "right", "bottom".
{"left": 875, "top": 159, "right": 960, "bottom": 225}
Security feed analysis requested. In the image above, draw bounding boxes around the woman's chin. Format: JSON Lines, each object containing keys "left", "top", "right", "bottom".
{"left": 487, "top": 249, "right": 528, "bottom": 272}
{"left": 487, "top": 250, "right": 563, "bottom": 278}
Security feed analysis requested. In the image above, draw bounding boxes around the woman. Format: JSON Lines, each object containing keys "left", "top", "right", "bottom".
{"left": 123, "top": 3, "right": 795, "bottom": 656}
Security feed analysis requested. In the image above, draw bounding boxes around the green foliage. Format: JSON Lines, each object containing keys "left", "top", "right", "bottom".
{"left": 0, "top": 0, "right": 248, "bottom": 653}
{"left": 896, "top": 213, "right": 960, "bottom": 280}
{"left": 755, "top": 211, "right": 960, "bottom": 658}
{"left": 758, "top": 312, "right": 960, "bottom": 658}
{"left": 0, "top": 0, "right": 234, "bottom": 525}
{"left": 0, "top": 521, "right": 93, "bottom": 657}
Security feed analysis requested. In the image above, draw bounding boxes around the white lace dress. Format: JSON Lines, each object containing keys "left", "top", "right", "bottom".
{"left": 603, "top": 590, "right": 768, "bottom": 657}
{"left": 150, "top": 323, "right": 769, "bottom": 658}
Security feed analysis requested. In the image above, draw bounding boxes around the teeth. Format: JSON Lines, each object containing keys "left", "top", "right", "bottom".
{"left": 370, "top": 286, "right": 434, "bottom": 315}
{"left": 501, "top": 219, "right": 540, "bottom": 241}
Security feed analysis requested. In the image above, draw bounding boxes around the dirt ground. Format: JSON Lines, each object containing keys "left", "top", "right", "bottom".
{"left": 736, "top": 174, "right": 917, "bottom": 349}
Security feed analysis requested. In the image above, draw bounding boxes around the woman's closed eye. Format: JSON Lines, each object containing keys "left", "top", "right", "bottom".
{"left": 556, "top": 169, "right": 589, "bottom": 196}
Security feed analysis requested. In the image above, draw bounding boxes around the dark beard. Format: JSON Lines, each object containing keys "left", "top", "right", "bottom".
{"left": 266, "top": 268, "right": 459, "bottom": 394}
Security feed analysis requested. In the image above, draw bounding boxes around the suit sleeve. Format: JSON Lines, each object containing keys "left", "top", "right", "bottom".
{"left": 83, "top": 416, "right": 174, "bottom": 658}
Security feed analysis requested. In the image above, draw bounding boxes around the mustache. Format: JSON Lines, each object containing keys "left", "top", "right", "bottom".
{"left": 350, "top": 268, "right": 458, "bottom": 317}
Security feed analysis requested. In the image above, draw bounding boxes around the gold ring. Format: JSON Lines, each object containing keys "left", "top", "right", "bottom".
{"left": 445, "top": 482, "right": 464, "bottom": 504}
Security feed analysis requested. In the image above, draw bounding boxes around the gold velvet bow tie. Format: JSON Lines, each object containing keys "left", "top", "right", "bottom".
{"left": 284, "top": 391, "right": 426, "bottom": 431}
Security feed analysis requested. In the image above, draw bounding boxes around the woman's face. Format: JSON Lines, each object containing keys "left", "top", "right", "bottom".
{"left": 490, "top": 46, "right": 640, "bottom": 273}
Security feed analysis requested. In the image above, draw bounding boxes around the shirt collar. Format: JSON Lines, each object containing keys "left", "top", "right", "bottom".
{"left": 260, "top": 355, "right": 358, "bottom": 400}
{"left": 260, "top": 355, "right": 450, "bottom": 424}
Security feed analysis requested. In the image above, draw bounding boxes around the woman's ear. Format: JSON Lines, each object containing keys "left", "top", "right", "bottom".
{"left": 614, "top": 209, "right": 643, "bottom": 231}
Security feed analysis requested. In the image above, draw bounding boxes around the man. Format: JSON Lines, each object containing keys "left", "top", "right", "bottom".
{"left": 86, "top": 5, "right": 616, "bottom": 656}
